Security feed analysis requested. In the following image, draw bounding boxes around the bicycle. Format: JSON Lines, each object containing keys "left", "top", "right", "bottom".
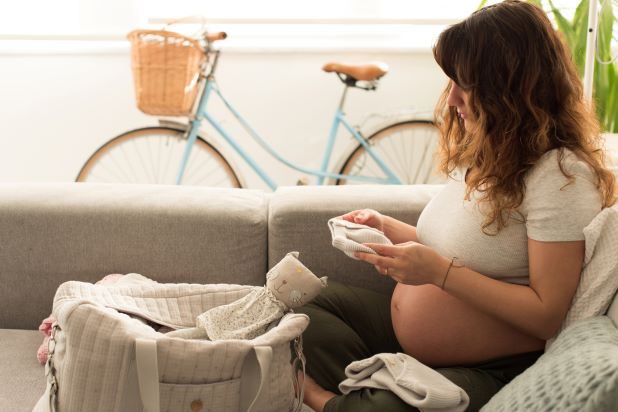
{"left": 76, "top": 28, "right": 441, "bottom": 188}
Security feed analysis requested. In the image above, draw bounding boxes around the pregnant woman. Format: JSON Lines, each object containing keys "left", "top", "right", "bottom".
{"left": 297, "top": 1, "right": 616, "bottom": 411}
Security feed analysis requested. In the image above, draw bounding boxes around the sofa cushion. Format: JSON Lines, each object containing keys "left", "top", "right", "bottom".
{"left": 268, "top": 185, "right": 442, "bottom": 294}
{"left": 0, "top": 329, "right": 46, "bottom": 412}
{"left": 481, "top": 316, "right": 618, "bottom": 412}
{"left": 0, "top": 183, "right": 269, "bottom": 330}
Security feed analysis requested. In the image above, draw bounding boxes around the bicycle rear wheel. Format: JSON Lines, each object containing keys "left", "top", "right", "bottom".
{"left": 76, "top": 126, "right": 242, "bottom": 187}
{"left": 336, "top": 120, "right": 443, "bottom": 185}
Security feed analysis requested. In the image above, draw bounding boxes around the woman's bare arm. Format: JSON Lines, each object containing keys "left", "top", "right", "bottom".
{"left": 358, "top": 238, "right": 584, "bottom": 341}
{"left": 441, "top": 239, "right": 584, "bottom": 340}
{"left": 382, "top": 215, "right": 419, "bottom": 244}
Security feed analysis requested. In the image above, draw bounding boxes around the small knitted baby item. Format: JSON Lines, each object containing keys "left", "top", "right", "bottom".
{"left": 339, "top": 353, "right": 469, "bottom": 412}
{"left": 328, "top": 218, "right": 392, "bottom": 260}
{"left": 168, "top": 251, "right": 327, "bottom": 341}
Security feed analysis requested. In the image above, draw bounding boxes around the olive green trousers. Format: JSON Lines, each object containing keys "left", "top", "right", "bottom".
{"left": 296, "top": 281, "right": 542, "bottom": 412}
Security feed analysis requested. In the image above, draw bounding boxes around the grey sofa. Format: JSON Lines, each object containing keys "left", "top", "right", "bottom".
{"left": 2, "top": 182, "right": 617, "bottom": 411}
{"left": 0, "top": 183, "right": 438, "bottom": 411}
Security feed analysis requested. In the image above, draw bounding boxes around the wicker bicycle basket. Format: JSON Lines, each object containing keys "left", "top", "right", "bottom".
{"left": 127, "top": 30, "right": 206, "bottom": 116}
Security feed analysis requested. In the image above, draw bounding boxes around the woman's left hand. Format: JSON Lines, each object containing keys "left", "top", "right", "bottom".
{"left": 356, "top": 242, "right": 449, "bottom": 286}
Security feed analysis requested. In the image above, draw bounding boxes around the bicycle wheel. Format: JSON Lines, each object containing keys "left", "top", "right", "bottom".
{"left": 336, "top": 120, "right": 443, "bottom": 185}
{"left": 76, "top": 126, "right": 242, "bottom": 187}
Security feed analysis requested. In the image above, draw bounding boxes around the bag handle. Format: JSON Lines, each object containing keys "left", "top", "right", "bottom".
{"left": 239, "top": 346, "right": 272, "bottom": 411}
{"left": 135, "top": 339, "right": 160, "bottom": 412}
{"left": 135, "top": 338, "right": 271, "bottom": 412}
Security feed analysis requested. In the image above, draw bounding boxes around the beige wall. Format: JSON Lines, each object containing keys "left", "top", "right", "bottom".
{"left": 0, "top": 46, "right": 447, "bottom": 189}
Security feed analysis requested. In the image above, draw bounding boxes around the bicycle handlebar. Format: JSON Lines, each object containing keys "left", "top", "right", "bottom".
{"left": 205, "top": 31, "right": 227, "bottom": 42}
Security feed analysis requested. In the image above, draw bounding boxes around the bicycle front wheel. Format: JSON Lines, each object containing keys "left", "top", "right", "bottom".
{"left": 336, "top": 120, "right": 443, "bottom": 185}
{"left": 76, "top": 127, "right": 242, "bottom": 187}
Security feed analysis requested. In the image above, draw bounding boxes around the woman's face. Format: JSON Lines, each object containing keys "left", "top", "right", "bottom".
{"left": 447, "top": 81, "right": 474, "bottom": 130}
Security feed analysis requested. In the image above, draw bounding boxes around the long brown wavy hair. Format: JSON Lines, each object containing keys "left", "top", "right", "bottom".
{"left": 432, "top": 0, "right": 615, "bottom": 233}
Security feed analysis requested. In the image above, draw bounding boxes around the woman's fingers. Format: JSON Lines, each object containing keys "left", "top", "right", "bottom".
{"left": 363, "top": 243, "right": 400, "bottom": 257}
{"left": 339, "top": 210, "right": 364, "bottom": 223}
{"left": 356, "top": 251, "right": 396, "bottom": 268}
{"left": 354, "top": 211, "right": 370, "bottom": 223}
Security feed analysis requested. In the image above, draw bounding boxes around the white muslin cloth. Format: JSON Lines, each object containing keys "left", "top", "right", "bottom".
{"left": 339, "top": 353, "right": 469, "bottom": 412}
{"left": 328, "top": 218, "right": 392, "bottom": 259}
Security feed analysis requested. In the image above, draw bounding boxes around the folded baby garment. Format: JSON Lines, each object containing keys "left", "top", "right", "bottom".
{"left": 328, "top": 218, "right": 392, "bottom": 259}
{"left": 339, "top": 352, "right": 469, "bottom": 412}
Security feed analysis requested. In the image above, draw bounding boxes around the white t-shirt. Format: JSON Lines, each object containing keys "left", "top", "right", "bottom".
{"left": 416, "top": 149, "right": 602, "bottom": 285}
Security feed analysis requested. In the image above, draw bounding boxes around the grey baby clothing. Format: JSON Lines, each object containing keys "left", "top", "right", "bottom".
{"left": 339, "top": 352, "right": 469, "bottom": 412}
{"left": 328, "top": 218, "right": 392, "bottom": 259}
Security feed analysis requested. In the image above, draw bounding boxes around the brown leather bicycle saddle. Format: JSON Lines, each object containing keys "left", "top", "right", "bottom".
{"left": 322, "top": 62, "right": 389, "bottom": 81}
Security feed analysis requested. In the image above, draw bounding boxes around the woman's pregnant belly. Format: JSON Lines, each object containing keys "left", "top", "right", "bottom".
{"left": 391, "top": 283, "right": 545, "bottom": 367}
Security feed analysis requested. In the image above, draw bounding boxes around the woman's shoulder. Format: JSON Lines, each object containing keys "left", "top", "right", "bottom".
{"left": 522, "top": 149, "right": 602, "bottom": 241}
{"left": 526, "top": 148, "right": 596, "bottom": 186}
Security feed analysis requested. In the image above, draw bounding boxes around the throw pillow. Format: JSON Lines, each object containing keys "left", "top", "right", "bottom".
{"left": 547, "top": 205, "right": 618, "bottom": 348}
{"left": 481, "top": 316, "right": 618, "bottom": 412}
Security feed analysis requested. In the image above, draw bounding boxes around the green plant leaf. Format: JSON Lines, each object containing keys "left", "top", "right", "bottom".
{"left": 595, "top": 0, "right": 618, "bottom": 132}
{"left": 573, "top": 0, "right": 589, "bottom": 31}
{"left": 603, "top": 64, "right": 618, "bottom": 132}
{"left": 547, "top": 0, "right": 574, "bottom": 32}
{"left": 527, "top": 0, "right": 544, "bottom": 8}
{"left": 598, "top": 0, "right": 615, "bottom": 60}
{"left": 548, "top": 0, "right": 577, "bottom": 54}
{"left": 571, "top": 0, "right": 590, "bottom": 73}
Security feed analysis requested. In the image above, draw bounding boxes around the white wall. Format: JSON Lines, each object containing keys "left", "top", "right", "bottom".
{"left": 0, "top": 46, "right": 447, "bottom": 190}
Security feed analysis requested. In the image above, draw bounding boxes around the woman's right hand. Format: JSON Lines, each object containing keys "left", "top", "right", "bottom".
{"left": 339, "top": 209, "right": 385, "bottom": 232}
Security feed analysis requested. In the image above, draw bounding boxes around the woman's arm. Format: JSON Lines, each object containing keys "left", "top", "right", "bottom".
{"left": 358, "top": 238, "right": 584, "bottom": 341}
{"left": 382, "top": 215, "right": 419, "bottom": 244}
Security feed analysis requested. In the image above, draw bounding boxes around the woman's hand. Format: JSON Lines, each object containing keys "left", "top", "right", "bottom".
{"left": 356, "top": 242, "right": 450, "bottom": 286}
{"left": 339, "top": 209, "right": 385, "bottom": 232}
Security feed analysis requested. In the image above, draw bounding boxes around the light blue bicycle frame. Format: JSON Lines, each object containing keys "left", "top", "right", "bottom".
{"left": 176, "top": 76, "right": 402, "bottom": 189}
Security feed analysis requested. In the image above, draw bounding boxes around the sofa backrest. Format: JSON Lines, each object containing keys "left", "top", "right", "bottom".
{"left": 0, "top": 183, "right": 269, "bottom": 329}
{"left": 268, "top": 185, "right": 442, "bottom": 295}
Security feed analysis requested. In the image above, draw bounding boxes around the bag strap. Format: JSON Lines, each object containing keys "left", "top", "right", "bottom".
{"left": 240, "top": 346, "right": 272, "bottom": 412}
{"left": 135, "top": 338, "right": 160, "bottom": 412}
{"left": 135, "top": 339, "right": 272, "bottom": 412}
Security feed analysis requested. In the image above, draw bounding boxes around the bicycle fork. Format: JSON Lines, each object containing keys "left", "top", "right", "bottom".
{"left": 175, "top": 120, "right": 201, "bottom": 185}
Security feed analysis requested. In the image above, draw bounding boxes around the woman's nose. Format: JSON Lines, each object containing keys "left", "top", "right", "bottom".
{"left": 447, "top": 83, "right": 463, "bottom": 107}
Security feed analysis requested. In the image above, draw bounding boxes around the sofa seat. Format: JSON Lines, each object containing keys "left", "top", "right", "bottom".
{"left": 1, "top": 329, "right": 46, "bottom": 411}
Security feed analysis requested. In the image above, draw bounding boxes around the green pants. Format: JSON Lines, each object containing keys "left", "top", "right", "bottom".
{"left": 296, "top": 281, "right": 542, "bottom": 412}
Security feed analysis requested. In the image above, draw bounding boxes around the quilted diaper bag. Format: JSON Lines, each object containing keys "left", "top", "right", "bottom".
{"left": 33, "top": 280, "right": 309, "bottom": 412}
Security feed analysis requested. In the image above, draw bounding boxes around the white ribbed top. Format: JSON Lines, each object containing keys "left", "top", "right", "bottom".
{"left": 416, "top": 149, "right": 602, "bottom": 285}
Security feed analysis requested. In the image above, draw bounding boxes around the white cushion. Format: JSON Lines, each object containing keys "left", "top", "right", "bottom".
{"left": 482, "top": 316, "right": 618, "bottom": 412}
{"left": 547, "top": 205, "right": 618, "bottom": 347}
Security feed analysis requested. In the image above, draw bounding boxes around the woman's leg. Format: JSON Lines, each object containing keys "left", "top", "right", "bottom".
{"left": 435, "top": 350, "right": 543, "bottom": 411}
{"left": 298, "top": 280, "right": 542, "bottom": 412}
{"left": 322, "top": 350, "right": 543, "bottom": 412}
{"left": 296, "top": 280, "right": 401, "bottom": 392}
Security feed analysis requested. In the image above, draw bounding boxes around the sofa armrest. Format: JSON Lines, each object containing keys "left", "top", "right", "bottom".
{"left": 0, "top": 183, "right": 269, "bottom": 330}
{"left": 268, "top": 185, "right": 442, "bottom": 294}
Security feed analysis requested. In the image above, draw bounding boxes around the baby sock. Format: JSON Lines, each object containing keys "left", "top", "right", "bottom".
{"left": 328, "top": 218, "right": 392, "bottom": 260}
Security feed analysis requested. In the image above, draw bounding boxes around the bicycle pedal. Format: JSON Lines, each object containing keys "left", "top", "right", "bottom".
{"left": 296, "top": 176, "right": 310, "bottom": 186}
